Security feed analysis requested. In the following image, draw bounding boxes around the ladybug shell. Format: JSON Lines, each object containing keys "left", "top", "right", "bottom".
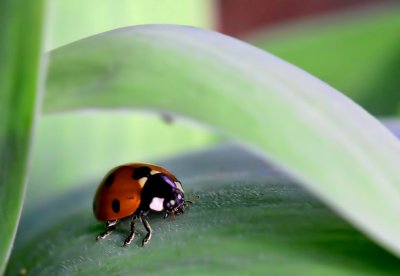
{"left": 93, "top": 163, "right": 179, "bottom": 221}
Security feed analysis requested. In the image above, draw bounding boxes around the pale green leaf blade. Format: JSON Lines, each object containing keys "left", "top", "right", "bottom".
{"left": 44, "top": 25, "right": 400, "bottom": 256}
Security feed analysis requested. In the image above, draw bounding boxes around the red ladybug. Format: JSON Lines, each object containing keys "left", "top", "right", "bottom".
{"left": 93, "top": 163, "right": 186, "bottom": 246}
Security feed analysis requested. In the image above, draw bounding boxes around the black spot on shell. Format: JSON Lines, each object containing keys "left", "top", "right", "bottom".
{"left": 132, "top": 166, "right": 151, "bottom": 180}
{"left": 104, "top": 173, "right": 115, "bottom": 187}
{"left": 112, "top": 199, "right": 120, "bottom": 213}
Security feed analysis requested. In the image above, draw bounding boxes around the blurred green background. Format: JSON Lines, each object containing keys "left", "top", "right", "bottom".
{"left": 46, "top": 0, "right": 213, "bottom": 50}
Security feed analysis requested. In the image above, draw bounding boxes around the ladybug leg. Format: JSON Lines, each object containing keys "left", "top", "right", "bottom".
{"left": 123, "top": 215, "right": 137, "bottom": 247}
{"left": 140, "top": 215, "right": 153, "bottom": 246}
{"left": 96, "top": 219, "right": 119, "bottom": 241}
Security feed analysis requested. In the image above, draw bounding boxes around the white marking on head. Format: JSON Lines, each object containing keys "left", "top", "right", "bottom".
{"left": 170, "top": 200, "right": 175, "bottom": 206}
{"left": 149, "top": 197, "right": 165, "bottom": 211}
{"left": 175, "top": 181, "right": 184, "bottom": 192}
{"left": 138, "top": 177, "right": 147, "bottom": 187}
{"left": 150, "top": 170, "right": 160, "bottom": 175}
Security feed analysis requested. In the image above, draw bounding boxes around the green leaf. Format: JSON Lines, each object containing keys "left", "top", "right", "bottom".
{"left": 0, "top": 0, "right": 45, "bottom": 273}
{"left": 43, "top": 24, "right": 400, "bottom": 257}
{"left": 6, "top": 144, "right": 400, "bottom": 274}
{"left": 253, "top": 7, "right": 400, "bottom": 116}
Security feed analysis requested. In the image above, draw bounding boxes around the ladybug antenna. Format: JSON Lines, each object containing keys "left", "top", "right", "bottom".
{"left": 185, "top": 194, "right": 200, "bottom": 205}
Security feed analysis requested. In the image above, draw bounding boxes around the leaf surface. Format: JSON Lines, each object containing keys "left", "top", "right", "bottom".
{"left": 7, "top": 144, "right": 400, "bottom": 275}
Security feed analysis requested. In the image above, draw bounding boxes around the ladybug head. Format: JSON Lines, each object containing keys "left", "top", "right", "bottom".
{"left": 164, "top": 189, "right": 186, "bottom": 218}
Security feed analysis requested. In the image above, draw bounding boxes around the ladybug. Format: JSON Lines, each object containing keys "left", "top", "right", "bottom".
{"left": 93, "top": 163, "right": 186, "bottom": 246}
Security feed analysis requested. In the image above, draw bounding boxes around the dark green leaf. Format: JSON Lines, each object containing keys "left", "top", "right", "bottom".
{"left": 6, "top": 144, "right": 400, "bottom": 274}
